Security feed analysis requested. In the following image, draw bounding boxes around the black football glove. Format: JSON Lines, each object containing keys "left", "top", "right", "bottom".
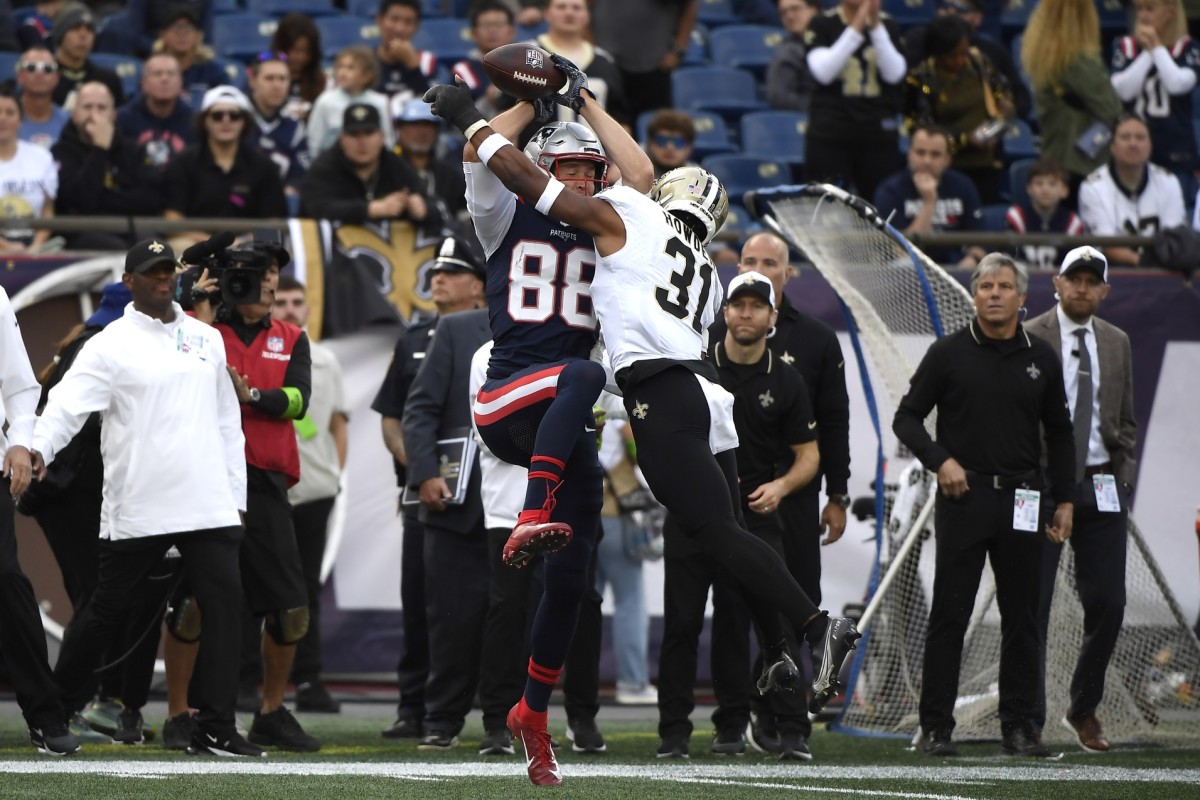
{"left": 530, "top": 94, "right": 557, "bottom": 126}
{"left": 422, "top": 80, "right": 486, "bottom": 136}
{"left": 550, "top": 53, "right": 591, "bottom": 112}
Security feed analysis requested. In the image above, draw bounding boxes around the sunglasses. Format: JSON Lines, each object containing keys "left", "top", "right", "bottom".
{"left": 18, "top": 62, "right": 57, "bottom": 74}
{"left": 652, "top": 133, "right": 689, "bottom": 149}
{"left": 208, "top": 109, "right": 245, "bottom": 122}
{"left": 255, "top": 51, "right": 288, "bottom": 63}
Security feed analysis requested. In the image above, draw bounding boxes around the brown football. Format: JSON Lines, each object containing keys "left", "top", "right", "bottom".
{"left": 481, "top": 43, "right": 567, "bottom": 101}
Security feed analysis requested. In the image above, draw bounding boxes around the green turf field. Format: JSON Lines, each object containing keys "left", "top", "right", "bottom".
{"left": 1, "top": 713, "right": 1197, "bottom": 799}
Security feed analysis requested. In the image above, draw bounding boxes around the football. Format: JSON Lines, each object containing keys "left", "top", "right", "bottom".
{"left": 481, "top": 43, "right": 567, "bottom": 101}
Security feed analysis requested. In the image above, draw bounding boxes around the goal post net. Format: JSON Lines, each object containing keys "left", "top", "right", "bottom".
{"left": 745, "top": 183, "right": 1200, "bottom": 746}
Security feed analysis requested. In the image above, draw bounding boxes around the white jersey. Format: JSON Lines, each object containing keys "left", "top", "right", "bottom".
{"left": 1078, "top": 162, "right": 1185, "bottom": 237}
{"left": 593, "top": 185, "right": 724, "bottom": 374}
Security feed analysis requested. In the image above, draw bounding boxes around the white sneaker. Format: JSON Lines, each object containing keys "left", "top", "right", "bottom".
{"left": 615, "top": 685, "right": 658, "bottom": 705}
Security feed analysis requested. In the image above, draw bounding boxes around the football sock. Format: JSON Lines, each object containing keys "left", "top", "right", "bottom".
{"left": 523, "top": 658, "right": 562, "bottom": 713}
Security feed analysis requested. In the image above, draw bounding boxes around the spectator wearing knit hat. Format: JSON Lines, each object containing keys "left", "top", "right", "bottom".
{"left": 50, "top": 3, "right": 124, "bottom": 108}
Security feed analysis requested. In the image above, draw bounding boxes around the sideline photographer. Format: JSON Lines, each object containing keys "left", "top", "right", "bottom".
{"left": 174, "top": 233, "right": 319, "bottom": 752}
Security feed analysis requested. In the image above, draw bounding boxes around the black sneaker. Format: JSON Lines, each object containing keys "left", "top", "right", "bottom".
{"left": 113, "top": 708, "right": 145, "bottom": 745}
{"left": 417, "top": 731, "right": 459, "bottom": 749}
{"left": 478, "top": 727, "right": 515, "bottom": 755}
{"left": 248, "top": 707, "right": 321, "bottom": 752}
{"left": 295, "top": 682, "right": 341, "bottom": 714}
{"left": 1000, "top": 728, "right": 1051, "bottom": 758}
{"left": 162, "top": 712, "right": 198, "bottom": 751}
{"left": 923, "top": 732, "right": 958, "bottom": 757}
{"left": 656, "top": 733, "right": 689, "bottom": 759}
{"left": 778, "top": 732, "right": 812, "bottom": 761}
{"left": 381, "top": 717, "right": 423, "bottom": 738}
{"left": 236, "top": 684, "right": 262, "bottom": 714}
{"left": 746, "top": 714, "right": 781, "bottom": 754}
{"left": 757, "top": 648, "right": 799, "bottom": 695}
{"left": 566, "top": 717, "right": 606, "bottom": 754}
{"left": 809, "top": 616, "right": 861, "bottom": 714}
{"left": 711, "top": 729, "right": 745, "bottom": 756}
{"left": 29, "top": 724, "right": 80, "bottom": 756}
{"left": 187, "top": 729, "right": 266, "bottom": 757}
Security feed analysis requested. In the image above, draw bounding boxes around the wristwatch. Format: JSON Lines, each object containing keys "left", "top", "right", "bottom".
{"left": 828, "top": 493, "right": 851, "bottom": 510}
{"left": 248, "top": 387, "right": 261, "bottom": 404}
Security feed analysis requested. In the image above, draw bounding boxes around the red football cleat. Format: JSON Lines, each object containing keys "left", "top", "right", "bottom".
{"left": 507, "top": 703, "right": 562, "bottom": 786}
{"left": 502, "top": 509, "right": 573, "bottom": 568}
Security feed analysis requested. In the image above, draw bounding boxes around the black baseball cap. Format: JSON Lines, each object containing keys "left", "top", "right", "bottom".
{"left": 430, "top": 235, "right": 485, "bottom": 280}
{"left": 343, "top": 103, "right": 382, "bottom": 133}
{"left": 126, "top": 239, "right": 178, "bottom": 273}
{"left": 726, "top": 271, "right": 776, "bottom": 306}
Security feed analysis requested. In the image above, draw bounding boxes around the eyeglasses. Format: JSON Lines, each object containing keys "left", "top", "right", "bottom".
{"left": 18, "top": 62, "right": 58, "bottom": 75}
{"left": 208, "top": 109, "right": 245, "bottom": 122}
{"left": 652, "top": 133, "right": 689, "bottom": 149}
{"left": 255, "top": 51, "right": 288, "bottom": 63}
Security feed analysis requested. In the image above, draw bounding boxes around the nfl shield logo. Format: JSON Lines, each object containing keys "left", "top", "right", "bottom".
{"left": 525, "top": 48, "right": 544, "bottom": 69}
{"left": 267, "top": 336, "right": 284, "bottom": 353}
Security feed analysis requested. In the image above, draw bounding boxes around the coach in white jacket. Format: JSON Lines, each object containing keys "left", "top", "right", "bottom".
{"left": 31, "top": 239, "right": 259, "bottom": 757}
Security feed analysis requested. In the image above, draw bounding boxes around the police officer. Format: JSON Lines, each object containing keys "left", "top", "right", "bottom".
{"left": 708, "top": 272, "right": 821, "bottom": 759}
{"left": 374, "top": 234, "right": 486, "bottom": 739}
{"left": 708, "top": 230, "right": 852, "bottom": 753}
{"left": 893, "top": 252, "right": 1075, "bottom": 758}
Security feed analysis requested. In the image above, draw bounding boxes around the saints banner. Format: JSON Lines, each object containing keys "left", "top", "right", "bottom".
{"left": 288, "top": 219, "right": 446, "bottom": 340}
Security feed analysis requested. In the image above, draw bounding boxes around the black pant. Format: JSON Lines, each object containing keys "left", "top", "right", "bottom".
{"left": 291, "top": 496, "right": 336, "bottom": 685}
{"left": 0, "top": 485, "right": 65, "bottom": 730}
{"left": 1034, "top": 481, "right": 1128, "bottom": 728}
{"left": 619, "top": 67, "right": 672, "bottom": 124}
{"left": 805, "top": 134, "right": 901, "bottom": 205}
{"left": 920, "top": 486, "right": 1046, "bottom": 739}
{"left": 55, "top": 526, "right": 244, "bottom": 732}
{"left": 422, "top": 520, "right": 489, "bottom": 736}
{"left": 396, "top": 508, "right": 428, "bottom": 723}
{"left": 476, "top": 526, "right": 603, "bottom": 732}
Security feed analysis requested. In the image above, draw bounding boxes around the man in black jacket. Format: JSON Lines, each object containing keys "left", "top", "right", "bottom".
{"left": 299, "top": 103, "right": 438, "bottom": 229}
{"left": 52, "top": 82, "right": 162, "bottom": 250}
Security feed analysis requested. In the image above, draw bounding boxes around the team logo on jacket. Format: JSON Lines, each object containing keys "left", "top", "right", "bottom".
{"left": 759, "top": 390, "right": 774, "bottom": 408}
{"left": 632, "top": 401, "right": 649, "bottom": 420}
{"left": 1026, "top": 363, "right": 1040, "bottom": 380}
{"left": 267, "top": 336, "right": 284, "bottom": 353}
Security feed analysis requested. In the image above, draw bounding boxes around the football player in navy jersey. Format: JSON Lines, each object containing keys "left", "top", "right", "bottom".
{"left": 1004, "top": 159, "right": 1085, "bottom": 270}
{"left": 428, "top": 67, "right": 862, "bottom": 787}
{"left": 1110, "top": 0, "right": 1200, "bottom": 200}
{"left": 457, "top": 58, "right": 653, "bottom": 785}
{"left": 805, "top": 0, "right": 907, "bottom": 201}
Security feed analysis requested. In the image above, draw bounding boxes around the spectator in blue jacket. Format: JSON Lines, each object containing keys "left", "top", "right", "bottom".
{"left": 116, "top": 53, "right": 195, "bottom": 171}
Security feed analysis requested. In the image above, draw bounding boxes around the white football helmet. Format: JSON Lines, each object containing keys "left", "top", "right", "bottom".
{"left": 650, "top": 166, "right": 729, "bottom": 246}
{"left": 524, "top": 121, "right": 609, "bottom": 193}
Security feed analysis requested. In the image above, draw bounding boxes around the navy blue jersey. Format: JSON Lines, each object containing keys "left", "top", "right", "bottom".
{"left": 873, "top": 167, "right": 982, "bottom": 264}
{"left": 1004, "top": 199, "right": 1085, "bottom": 270}
{"left": 485, "top": 200, "right": 600, "bottom": 380}
{"left": 1111, "top": 36, "right": 1200, "bottom": 168}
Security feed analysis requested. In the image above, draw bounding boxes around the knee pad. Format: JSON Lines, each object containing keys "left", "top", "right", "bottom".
{"left": 264, "top": 606, "right": 309, "bottom": 645}
{"left": 165, "top": 595, "right": 202, "bottom": 643}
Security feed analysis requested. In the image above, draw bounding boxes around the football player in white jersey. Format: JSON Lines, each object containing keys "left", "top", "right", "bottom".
{"left": 426, "top": 77, "right": 862, "bottom": 769}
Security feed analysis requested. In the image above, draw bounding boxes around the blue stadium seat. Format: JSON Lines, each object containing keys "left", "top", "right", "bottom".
{"left": 89, "top": 54, "right": 143, "bottom": 99}
{"left": 1097, "top": 0, "right": 1128, "bottom": 32}
{"left": 701, "top": 154, "right": 791, "bottom": 202}
{"left": 412, "top": 17, "right": 473, "bottom": 65}
{"left": 1008, "top": 158, "right": 1036, "bottom": 208}
{"left": 1002, "top": 0, "right": 1034, "bottom": 37}
{"left": 671, "top": 67, "right": 767, "bottom": 118}
{"left": 717, "top": 200, "right": 762, "bottom": 243}
{"left": 213, "top": 14, "right": 279, "bottom": 62}
{"left": 244, "top": 0, "right": 340, "bottom": 17}
{"left": 214, "top": 0, "right": 244, "bottom": 14}
{"left": 211, "top": 57, "right": 251, "bottom": 92}
{"left": 1002, "top": 118, "right": 1038, "bottom": 164}
{"left": 696, "top": 0, "right": 741, "bottom": 28}
{"left": 882, "top": 0, "right": 937, "bottom": 28}
{"left": 739, "top": 110, "right": 806, "bottom": 168}
{"left": 347, "top": 0, "right": 378, "bottom": 16}
{"left": 708, "top": 25, "right": 786, "bottom": 79}
{"left": 0, "top": 53, "right": 18, "bottom": 81}
{"left": 317, "top": 16, "right": 381, "bottom": 53}
{"left": 979, "top": 203, "right": 1009, "bottom": 232}
{"left": 681, "top": 27, "right": 709, "bottom": 67}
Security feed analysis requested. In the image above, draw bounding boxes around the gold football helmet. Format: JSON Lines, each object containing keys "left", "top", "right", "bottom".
{"left": 649, "top": 166, "right": 729, "bottom": 246}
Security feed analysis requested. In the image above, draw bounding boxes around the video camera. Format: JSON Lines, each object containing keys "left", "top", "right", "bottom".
{"left": 176, "top": 232, "right": 285, "bottom": 310}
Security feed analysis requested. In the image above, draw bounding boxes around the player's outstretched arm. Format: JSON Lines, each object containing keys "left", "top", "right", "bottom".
{"left": 577, "top": 91, "right": 652, "bottom": 193}
{"left": 464, "top": 100, "right": 536, "bottom": 163}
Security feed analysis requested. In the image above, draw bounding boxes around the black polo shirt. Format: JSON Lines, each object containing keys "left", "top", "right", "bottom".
{"left": 893, "top": 319, "right": 1076, "bottom": 504}
{"left": 165, "top": 142, "right": 288, "bottom": 219}
{"left": 712, "top": 341, "right": 817, "bottom": 500}
{"left": 371, "top": 313, "right": 439, "bottom": 487}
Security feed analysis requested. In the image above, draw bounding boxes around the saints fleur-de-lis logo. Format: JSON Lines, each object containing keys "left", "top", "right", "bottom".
{"left": 1026, "top": 363, "right": 1040, "bottom": 380}
{"left": 148, "top": 241, "right": 165, "bottom": 253}
{"left": 352, "top": 106, "right": 368, "bottom": 120}
{"left": 780, "top": 351, "right": 795, "bottom": 364}
{"left": 759, "top": 390, "right": 774, "bottom": 408}
{"left": 632, "top": 401, "right": 649, "bottom": 420}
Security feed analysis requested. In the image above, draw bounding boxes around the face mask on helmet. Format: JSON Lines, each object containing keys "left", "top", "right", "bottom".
{"left": 524, "top": 121, "right": 610, "bottom": 194}
{"left": 650, "top": 166, "right": 730, "bottom": 246}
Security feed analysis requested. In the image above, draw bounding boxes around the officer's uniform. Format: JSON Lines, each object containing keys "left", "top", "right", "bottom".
{"left": 893, "top": 318, "right": 1075, "bottom": 742}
